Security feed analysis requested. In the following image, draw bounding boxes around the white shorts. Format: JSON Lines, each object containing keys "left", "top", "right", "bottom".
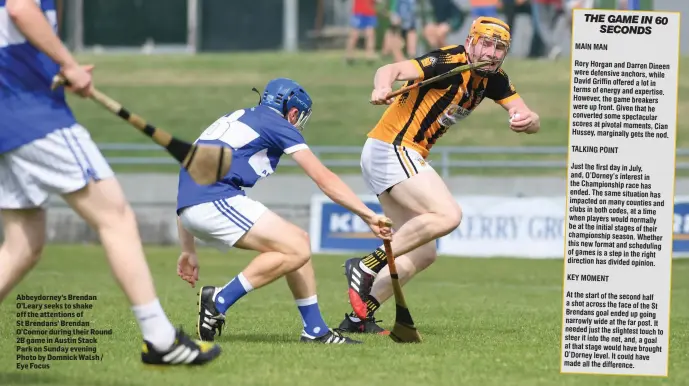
{"left": 0, "top": 124, "right": 114, "bottom": 209}
{"left": 178, "top": 195, "right": 269, "bottom": 249}
{"left": 360, "top": 138, "right": 434, "bottom": 195}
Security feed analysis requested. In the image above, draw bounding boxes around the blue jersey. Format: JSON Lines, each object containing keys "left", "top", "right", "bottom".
{"left": 176, "top": 105, "right": 308, "bottom": 214}
{"left": 0, "top": 0, "right": 77, "bottom": 154}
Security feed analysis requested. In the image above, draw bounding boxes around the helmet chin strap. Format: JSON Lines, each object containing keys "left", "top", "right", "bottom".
{"left": 252, "top": 86, "right": 288, "bottom": 119}
{"left": 251, "top": 87, "right": 262, "bottom": 105}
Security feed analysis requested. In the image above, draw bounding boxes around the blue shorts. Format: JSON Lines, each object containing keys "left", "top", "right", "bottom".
{"left": 471, "top": 6, "right": 498, "bottom": 18}
{"left": 351, "top": 14, "right": 377, "bottom": 30}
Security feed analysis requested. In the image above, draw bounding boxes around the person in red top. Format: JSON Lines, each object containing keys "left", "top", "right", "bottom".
{"left": 345, "top": 0, "right": 380, "bottom": 64}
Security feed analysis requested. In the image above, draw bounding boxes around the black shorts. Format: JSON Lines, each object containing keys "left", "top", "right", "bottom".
{"left": 429, "top": 0, "right": 463, "bottom": 29}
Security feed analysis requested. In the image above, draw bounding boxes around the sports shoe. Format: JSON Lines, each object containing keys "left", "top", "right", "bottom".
{"left": 300, "top": 328, "right": 362, "bottom": 344}
{"left": 344, "top": 257, "right": 375, "bottom": 319}
{"left": 197, "top": 286, "right": 225, "bottom": 342}
{"left": 141, "top": 328, "right": 221, "bottom": 365}
{"left": 337, "top": 313, "right": 389, "bottom": 335}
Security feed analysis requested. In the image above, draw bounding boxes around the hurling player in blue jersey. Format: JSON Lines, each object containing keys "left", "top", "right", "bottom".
{"left": 176, "top": 78, "right": 393, "bottom": 344}
{"left": 0, "top": 0, "right": 220, "bottom": 365}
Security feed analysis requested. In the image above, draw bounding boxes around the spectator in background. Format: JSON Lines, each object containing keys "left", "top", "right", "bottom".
{"left": 382, "top": 0, "right": 418, "bottom": 61}
{"left": 500, "top": 0, "right": 543, "bottom": 52}
{"left": 470, "top": 0, "right": 499, "bottom": 18}
{"left": 500, "top": 0, "right": 519, "bottom": 33}
{"left": 565, "top": 0, "right": 595, "bottom": 10}
{"left": 564, "top": 0, "right": 595, "bottom": 27}
{"left": 345, "top": 0, "right": 381, "bottom": 64}
{"left": 531, "top": 0, "right": 563, "bottom": 59}
{"left": 618, "top": 0, "right": 640, "bottom": 10}
{"left": 423, "top": 0, "right": 464, "bottom": 49}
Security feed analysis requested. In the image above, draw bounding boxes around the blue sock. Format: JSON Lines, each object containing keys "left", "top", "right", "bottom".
{"left": 296, "top": 295, "right": 329, "bottom": 337}
{"left": 214, "top": 272, "right": 254, "bottom": 314}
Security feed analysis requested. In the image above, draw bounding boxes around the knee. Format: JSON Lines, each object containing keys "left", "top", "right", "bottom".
{"left": 103, "top": 200, "right": 136, "bottom": 229}
{"left": 2, "top": 237, "right": 44, "bottom": 265}
{"left": 112, "top": 197, "right": 133, "bottom": 219}
{"left": 285, "top": 229, "right": 311, "bottom": 270}
{"left": 436, "top": 204, "right": 462, "bottom": 236}
{"left": 295, "top": 230, "right": 312, "bottom": 266}
{"left": 23, "top": 242, "right": 44, "bottom": 265}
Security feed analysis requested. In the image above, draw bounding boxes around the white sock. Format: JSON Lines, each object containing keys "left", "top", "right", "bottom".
{"left": 132, "top": 298, "right": 176, "bottom": 352}
{"left": 358, "top": 261, "right": 377, "bottom": 276}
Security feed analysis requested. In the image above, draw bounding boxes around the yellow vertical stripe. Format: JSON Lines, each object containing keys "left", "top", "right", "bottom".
{"left": 398, "top": 146, "right": 416, "bottom": 176}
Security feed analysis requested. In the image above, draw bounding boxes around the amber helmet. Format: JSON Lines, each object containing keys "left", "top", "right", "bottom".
{"left": 465, "top": 17, "right": 512, "bottom": 75}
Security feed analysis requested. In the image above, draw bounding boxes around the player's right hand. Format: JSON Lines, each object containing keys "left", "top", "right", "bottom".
{"left": 370, "top": 87, "right": 395, "bottom": 105}
{"left": 366, "top": 214, "right": 393, "bottom": 241}
{"left": 61, "top": 63, "right": 94, "bottom": 98}
{"left": 177, "top": 252, "right": 199, "bottom": 288}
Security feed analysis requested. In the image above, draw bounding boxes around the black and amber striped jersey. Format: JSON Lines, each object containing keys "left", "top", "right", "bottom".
{"left": 367, "top": 44, "right": 519, "bottom": 158}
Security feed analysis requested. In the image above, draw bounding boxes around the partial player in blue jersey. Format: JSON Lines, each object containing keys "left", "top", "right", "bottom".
{"left": 0, "top": 0, "right": 220, "bottom": 365}
{"left": 175, "top": 78, "right": 393, "bottom": 345}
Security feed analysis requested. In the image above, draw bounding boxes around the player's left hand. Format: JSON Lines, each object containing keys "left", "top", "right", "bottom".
{"left": 177, "top": 252, "right": 199, "bottom": 288}
{"left": 508, "top": 107, "right": 540, "bottom": 134}
{"left": 367, "top": 214, "right": 393, "bottom": 241}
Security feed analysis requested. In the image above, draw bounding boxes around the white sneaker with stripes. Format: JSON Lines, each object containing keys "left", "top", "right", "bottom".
{"left": 197, "top": 286, "right": 226, "bottom": 342}
{"left": 141, "top": 328, "right": 221, "bottom": 366}
{"left": 300, "top": 328, "right": 362, "bottom": 344}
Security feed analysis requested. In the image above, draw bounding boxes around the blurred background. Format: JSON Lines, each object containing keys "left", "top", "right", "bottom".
{"left": 31, "top": 0, "right": 689, "bottom": 258}
{"left": 3, "top": 4, "right": 688, "bottom": 384}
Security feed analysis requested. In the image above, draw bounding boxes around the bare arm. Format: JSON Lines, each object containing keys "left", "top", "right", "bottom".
{"left": 373, "top": 60, "right": 424, "bottom": 90}
{"left": 6, "top": 0, "right": 78, "bottom": 69}
{"left": 177, "top": 217, "right": 197, "bottom": 254}
{"left": 291, "top": 149, "right": 376, "bottom": 223}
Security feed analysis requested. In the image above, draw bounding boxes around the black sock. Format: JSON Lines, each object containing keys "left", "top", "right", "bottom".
{"left": 360, "top": 247, "right": 388, "bottom": 274}
{"left": 366, "top": 296, "right": 381, "bottom": 319}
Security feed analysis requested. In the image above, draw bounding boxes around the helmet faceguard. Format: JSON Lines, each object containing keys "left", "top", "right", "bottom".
{"left": 292, "top": 108, "right": 312, "bottom": 131}
{"left": 258, "top": 78, "right": 313, "bottom": 131}
{"left": 466, "top": 17, "right": 511, "bottom": 75}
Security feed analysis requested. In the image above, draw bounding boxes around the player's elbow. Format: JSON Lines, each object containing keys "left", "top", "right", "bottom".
{"left": 6, "top": 0, "right": 30, "bottom": 19}
{"left": 375, "top": 63, "right": 400, "bottom": 83}
{"left": 375, "top": 63, "right": 394, "bottom": 77}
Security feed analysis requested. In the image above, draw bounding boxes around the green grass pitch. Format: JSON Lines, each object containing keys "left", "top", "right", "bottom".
{"left": 0, "top": 245, "right": 687, "bottom": 386}
{"left": 64, "top": 52, "right": 689, "bottom": 175}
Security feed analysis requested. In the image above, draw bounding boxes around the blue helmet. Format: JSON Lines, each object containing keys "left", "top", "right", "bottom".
{"left": 260, "top": 78, "right": 313, "bottom": 131}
